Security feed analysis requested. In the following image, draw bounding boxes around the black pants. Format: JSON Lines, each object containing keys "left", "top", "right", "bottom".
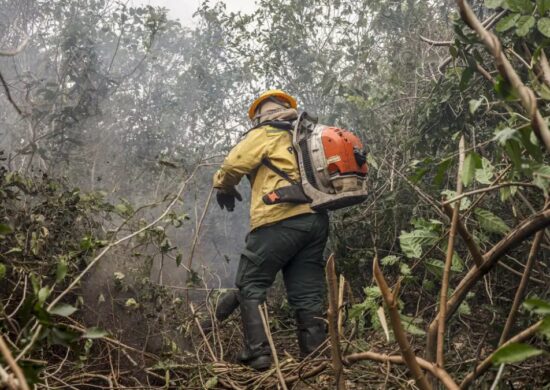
{"left": 235, "top": 213, "right": 329, "bottom": 313}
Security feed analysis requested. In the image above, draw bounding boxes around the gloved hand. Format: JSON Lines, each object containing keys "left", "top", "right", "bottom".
{"left": 216, "top": 188, "right": 242, "bottom": 212}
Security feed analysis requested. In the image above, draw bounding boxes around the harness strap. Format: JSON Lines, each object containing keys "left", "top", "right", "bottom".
{"left": 261, "top": 157, "right": 298, "bottom": 185}
{"left": 247, "top": 120, "right": 294, "bottom": 133}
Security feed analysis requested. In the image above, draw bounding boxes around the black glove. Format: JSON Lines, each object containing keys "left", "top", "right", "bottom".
{"left": 216, "top": 188, "right": 242, "bottom": 212}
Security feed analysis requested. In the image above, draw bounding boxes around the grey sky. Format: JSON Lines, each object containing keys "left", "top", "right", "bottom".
{"left": 129, "top": 0, "right": 257, "bottom": 26}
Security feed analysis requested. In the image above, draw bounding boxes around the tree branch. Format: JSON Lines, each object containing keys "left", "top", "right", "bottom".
{"left": 436, "top": 137, "right": 465, "bottom": 367}
{"left": 427, "top": 208, "right": 550, "bottom": 355}
{"left": 456, "top": 0, "right": 550, "bottom": 152}
{"left": 344, "top": 351, "right": 459, "bottom": 390}
{"left": 460, "top": 320, "right": 543, "bottom": 389}
{"left": 326, "top": 254, "right": 346, "bottom": 389}
{"left": 498, "top": 230, "right": 544, "bottom": 345}
{"left": 0, "top": 71, "right": 23, "bottom": 115}
{"left": 373, "top": 257, "right": 432, "bottom": 390}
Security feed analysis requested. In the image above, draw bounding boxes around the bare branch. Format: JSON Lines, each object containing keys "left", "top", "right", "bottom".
{"left": 373, "top": 257, "right": 432, "bottom": 390}
{"left": 344, "top": 351, "right": 459, "bottom": 390}
{"left": 436, "top": 136, "right": 465, "bottom": 367}
{"left": 498, "top": 230, "right": 544, "bottom": 345}
{"left": 0, "top": 334, "right": 30, "bottom": 390}
{"left": 460, "top": 320, "right": 543, "bottom": 389}
{"left": 326, "top": 254, "right": 346, "bottom": 389}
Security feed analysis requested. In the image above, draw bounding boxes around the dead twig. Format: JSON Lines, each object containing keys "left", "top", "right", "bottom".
{"left": 326, "top": 254, "right": 346, "bottom": 389}
{"left": 0, "top": 71, "right": 23, "bottom": 115}
{"left": 372, "top": 257, "right": 432, "bottom": 390}
{"left": 344, "top": 350, "right": 459, "bottom": 390}
{"left": 258, "top": 303, "right": 288, "bottom": 390}
{"left": 0, "top": 334, "right": 30, "bottom": 390}
{"left": 436, "top": 136, "right": 465, "bottom": 368}
{"left": 498, "top": 230, "right": 544, "bottom": 345}
{"left": 442, "top": 182, "right": 540, "bottom": 206}
{"left": 185, "top": 186, "right": 214, "bottom": 303}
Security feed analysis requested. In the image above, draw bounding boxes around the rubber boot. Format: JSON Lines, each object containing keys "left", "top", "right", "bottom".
{"left": 296, "top": 310, "right": 327, "bottom": 358}
{"left": 237, "top": 298, "right": 272, "bottom": 370}
{"left": 200, "top": 290, "right": 240, "bottom": 333}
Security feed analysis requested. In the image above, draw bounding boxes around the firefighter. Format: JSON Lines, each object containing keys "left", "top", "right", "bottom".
{"left": 213, "top": 90, "right": 329, "bottom": 370}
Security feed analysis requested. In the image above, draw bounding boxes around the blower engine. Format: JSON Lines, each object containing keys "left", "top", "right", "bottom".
{"left": 293, "top": 112, "right": 369, "bottom": 210}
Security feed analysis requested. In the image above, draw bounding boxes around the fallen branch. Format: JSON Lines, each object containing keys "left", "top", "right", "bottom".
{"left": 373, "top": 257, "right": 432, "bottom": 390}
{"left": 344, "top": 351, "right": 459, "bottom": 390}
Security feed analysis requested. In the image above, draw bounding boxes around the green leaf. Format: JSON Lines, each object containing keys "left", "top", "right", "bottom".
{"left": 538, "top": 18, "right": 550, "bottom": 37}
{"left": 367, "top": 153, "right": 379, "bottom": 170}
{"left": 462, "top": 152, "right": 481, "bottom": 187}
{"left": 425, "top": 256, "right": 464, "bottom": 277}
{"left": 400, "top": 263, "right": 411, "bottom": 276}
{"left": 460, "top": 67, "right": 474, "bottom": 90}
{"left": 539, "top": 316, "right": 550, "bottom": 340}
{"left": 83, "top": 327, "right": 109, "bottom": 339}
{"left": 38, "top": 286, "right": 51, "bottom": 306}
{"left": 533, "top": 165, "right": 550, "bottom": 195}
{"left": 0, "top": 224, "right": 13, "bottom": 235}
{"left": 505, "top": 0, "right": 535, "bottom": 13}
{"left": 496, "top": 13, "right": 520, "bottom": 32}
{"left": 4, "top": 247, "right": 22, "bottom": 255}
{"left": 399, "top": 230, "right": 439, "bottom": 259}
{"left": 469, "top": 98, "right": 482, "bottom": 114}
{"left": 400, "top": 314, "right": 426, "bottom": 336}
{"left": 492, "top": 343, "right": 543, "bottom": 364}
{"left": 381, "top": 255, "right": 399, "bottom": 266}
{"left": 475, "top": 209, "right": 511, "bottom": 235}
{"left": 523, "top": 298, "right": 550, "bottom": 314}
{"left": 485, "top": 0, "right": 504, "bottom": 8}
{"left": 49, "top": 304, "right": 78, "bottom": 317}
{"left": 494, "top": 127, "right": 520, "bottom": 145}
{"left": 205, "top": 376, "right": 218, "bottom": 389}
{"left": 442, "top": 189, "right": 471, "bottom": 210}
{"left": 515, "top": 15, "right": 535, "bottom": 37}
{"left": 56, "top": 259, "right": 68, "bottom": 283}
{"left": 475, "top": 157, "right": 495, "bottom": 185}
{"left": 0, "top": 263, "right": 6, "bottom": 280}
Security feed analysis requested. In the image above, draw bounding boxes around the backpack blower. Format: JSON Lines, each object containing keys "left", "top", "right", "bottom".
{"left": 262, "top": 112, "right": 369, "bottom": 211}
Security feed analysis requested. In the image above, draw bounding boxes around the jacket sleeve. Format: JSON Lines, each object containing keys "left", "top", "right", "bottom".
{"left": 213, "top": 129, "right": 270, "bottom": 191}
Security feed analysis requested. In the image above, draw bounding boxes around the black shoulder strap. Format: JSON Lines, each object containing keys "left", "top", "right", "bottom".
{"left": 261, "top": 158, "right": 298, "bottom": 185}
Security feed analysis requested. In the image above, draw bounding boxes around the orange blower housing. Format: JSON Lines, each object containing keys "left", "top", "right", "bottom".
{"left": 293, "top": 112, "right": 369, "bottom": 211}
{"left": 321, "top": 127, "right": 368, "bottom": 177}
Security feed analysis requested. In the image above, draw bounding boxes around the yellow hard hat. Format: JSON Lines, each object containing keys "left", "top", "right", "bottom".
{"left": 248, "top": 89, "right": 297, "bottom": 120}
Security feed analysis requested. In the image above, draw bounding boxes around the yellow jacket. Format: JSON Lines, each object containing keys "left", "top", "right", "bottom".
{"left": 213, "top": 124, "right": 313, "bottom": 231}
